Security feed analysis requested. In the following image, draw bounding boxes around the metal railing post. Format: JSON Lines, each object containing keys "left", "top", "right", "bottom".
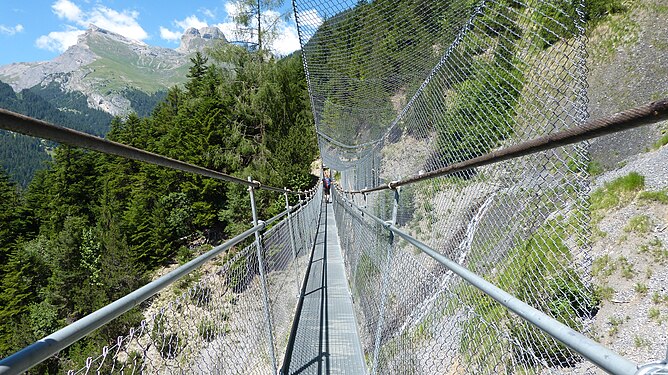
{"left": 285, "top": 189, "right": 300, "bottom": 297}
{"left": 248, "top": 177, "right": 278, "bottom": 374}
{"left": 371, "top": 187, "right": 400, "bottom": 374}
{"left": 285, "top": 189, "right": 298, "bottom": 260}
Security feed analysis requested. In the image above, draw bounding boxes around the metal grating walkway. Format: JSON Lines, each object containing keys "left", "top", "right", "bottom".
{"left": 284, "top": 200, "right": 366, "bottom": 374}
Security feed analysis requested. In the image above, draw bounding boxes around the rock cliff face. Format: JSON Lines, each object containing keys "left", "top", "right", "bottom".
{"left": 178, "top": 27, "right": 228, "bottom": 53}
{"left": 0, "top": 24, "right": 227, "bottom": 116}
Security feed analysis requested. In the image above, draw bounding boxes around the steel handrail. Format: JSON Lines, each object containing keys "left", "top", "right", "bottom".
{"left": 0, "top": 202, "right": 311, "bottom": 375}
{"left": 336, "top": 191, "right": 638, "bottom": 375}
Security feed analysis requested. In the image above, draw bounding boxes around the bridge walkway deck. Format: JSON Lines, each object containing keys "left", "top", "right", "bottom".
{"left": 284, "top": 199, "right": 365, "bottom": 375}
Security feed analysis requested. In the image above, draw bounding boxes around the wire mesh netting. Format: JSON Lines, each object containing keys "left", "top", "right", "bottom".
{"left": 67, "top": 189, "right": 322, "bottom": 374}
{"left": 294, "top": 0, "right": 607, "bottom": 373}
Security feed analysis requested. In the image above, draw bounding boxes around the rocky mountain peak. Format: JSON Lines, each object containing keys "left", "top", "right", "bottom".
{"left": 0, "top": 24, "right": 228, "bottom": 117}
{"left": 78, "top": 24, "right": 145, "bottom": 46}
{"left": 177, "top": 26, "right": 227, "bottom": 53}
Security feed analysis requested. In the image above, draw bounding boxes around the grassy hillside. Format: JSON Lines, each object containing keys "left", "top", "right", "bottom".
{"left": 86, "top": 37, "right": 191, "bottom": 93}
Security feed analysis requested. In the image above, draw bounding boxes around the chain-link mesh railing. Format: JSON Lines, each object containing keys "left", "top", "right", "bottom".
{"left": 65, "top": 188, "right": 322, "bottom": 374}
{"left": 290, "top": 0, "right": 640, "bottom": 373}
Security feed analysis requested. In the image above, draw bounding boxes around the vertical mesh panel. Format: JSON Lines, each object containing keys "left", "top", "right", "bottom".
{"left": 67, "top": 189, "right": 322, "bottom": 374}
{"left": 299, "top": 0, "right": 601, "bottom": 373}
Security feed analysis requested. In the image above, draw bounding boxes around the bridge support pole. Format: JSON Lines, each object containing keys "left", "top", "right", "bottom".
{"left": 371, "top": 187, "right": 400, "bottom": 374}
{"left": 285, "top": 189, "right": 300, "bottom": 296}
{"left": 285, "top": 189, "right": 297, "bottom": 260}
{"left": 248, "top": 176, "right": 278, "bottom": 374}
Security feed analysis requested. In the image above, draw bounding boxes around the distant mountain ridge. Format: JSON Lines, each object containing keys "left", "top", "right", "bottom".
{"left": 0, "top": 25, "right": 227, "bottom": 186}
{"left": 0, "top": 24, "right": 227, "bottom": 117}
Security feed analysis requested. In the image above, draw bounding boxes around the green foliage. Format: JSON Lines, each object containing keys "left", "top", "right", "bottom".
{"left": 592, "top": 254, "right": 616, "bottom": 278}
{"left": 634, "top": 283, "right": 648, "bottom": 295}
{"left": 585, "top": 0, "right": 627, "bottom": 26}
{"left": 462, "top": 222, "right": 598, "bottom": 369}
{"left": 433, "top": 64, "right": 523, "bottom": 170}
{"left": 590, "top": 172, "right": 645, "bottom": 211}
{"left": 197, "top": 319, "right": 227, "bottom": 342}
{"left": 596, "top": 285, "right": 615, "bottom": 300}
{"left": 587, "top": 160, "right": 604, "bottom": 176}
{"left": 638, "top": 238, "right": 668, "bottom": 264}
{"left": 654, "top": 131, "right": 668, "bottom": 149}
{"left": 535, "top": 0, "right": 578, "bottom": 49}
{"left": 648, "top": 307, "right": 661, "bottom": 323}
{"left": 624, "top": 215, "right": 652, "bottom": 234}
{"left": 122, "top": 88, "right": 167, "bottom": 118}
{"left": 638, "top": 190, "right": 668, "bottom": 204}
{"left": 534, "top": 0, "right": 626, "bottom": 49}
{"left": 0, "top": 80, "right": 113, "bottom": 186}
{"left": 0, "top": 45, "right": 317, "bottom": 369}
{"left": 429, "top": 1, "right": 524, "bottom": 174}
{"left": 618, "top": 256, "right": 636, "bottom": 279}
{"left": 151, "top": 313, "right": 184, "bottom": 359}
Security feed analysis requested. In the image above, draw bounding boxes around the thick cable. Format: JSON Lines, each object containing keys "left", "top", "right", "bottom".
{"left": 346, "top": 98, "right": 668, "bottom": 194}
{"left": 0, "top": 108, "right": 302, "bottom": 194}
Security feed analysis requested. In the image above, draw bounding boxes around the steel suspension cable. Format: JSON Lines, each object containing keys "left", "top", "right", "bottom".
{"left": 0, "top": 108, "right": 303, "bottom": 194}
{"left": 345, "top": 98, "right": 668, "bottom": 194}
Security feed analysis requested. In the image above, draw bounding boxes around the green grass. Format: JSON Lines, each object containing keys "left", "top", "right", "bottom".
{"left": 618, "top": 257, "right": 636, "bottom": 279}
{"left": 197, "top": 319, "right": 229, "bottom": 342}
{"left": 648, "top": 307, "right": 661, "bottom": 322}
{"left": 638, "top": 238, "right": 668, "bottom": 264}
{"left": 624, "top": 215, "right": 652, "bottom": 234}
{"left": 651, "top": 292, "right": 668, "bottom": 305}
{"left": 596, "top": 285, "right": 615, "bottom": 300}
{"left": 654, "top": 130, "right": 668, "bottom": 150}
{"left": 461, "top": 221, "right": 599, "bottom": 369}
{"left": 592, "top": 255, "right": 616, "bottom": 278}
{"left": 590, "top": 172, "right": 645, "bottom": 212}
{"left": 607, "top": 316, "right": 624, "bottom": 336}
{"left": 587, "top": 161, "right": 604, "bottom": 176}
{"left": 85, "top": 35, "right": 191, "bottom": 93}
{"left": 587, "top": 0, "right": 638, "bottom": 63}
{"left": 634, "top": 283, "right": 648, "bottom": 295}
{"left": 638, "top": 190, "right": 668, "bottom": 204}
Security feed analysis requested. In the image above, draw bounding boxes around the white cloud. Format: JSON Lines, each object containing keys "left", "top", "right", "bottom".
{"left": 85, "top": 7, "right": 148, "bottom": 41}
{"left": 35, "top": 28, "right": 85, "bottom": 52}
{"left": 224, "top": 2, "right": 241, "bottom": 18}
{"left": 213, "top": 21, "right": 238, "bottom": 41}
{"left": 200, "top": 8, "right": 216, "bottom": 19}
{"left": 175, "top": 16, "right": 208, "bottom": 31}
{"left": 37, "top": 1, "right": 148, "bottom": 52}
{"left": 160, "top": 26, "right": 181, "bottom": 41}
{"left": 160, "top": 1, "right": 309, "bottom": 56}
{"left": 52, "top": 0, "right": 82, "bottom": 22}
{"left": 272, "top": 23, "right": 300, "bottom": 56}
{"left": 298, "top": 9, "right": 323, "bottom": 28}
{"left": 0, "top": 24, "right": 24, "bottom": 36}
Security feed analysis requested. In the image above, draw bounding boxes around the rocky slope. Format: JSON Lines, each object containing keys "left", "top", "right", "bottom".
{"left": 587, "top": 0, "right": 668, "bottom": 168}
{"left": 0, "top": 24, "right": 227, "bottom": 117}
{"left": 587, "top": 146, "right": 668, "bottom": 371}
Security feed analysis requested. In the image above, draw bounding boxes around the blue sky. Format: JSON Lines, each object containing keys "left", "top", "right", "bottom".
{"left": 0, "top": 0, "right": 323, "bottom": 66}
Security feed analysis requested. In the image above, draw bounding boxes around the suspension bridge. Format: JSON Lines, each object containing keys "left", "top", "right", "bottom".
{"left": 1, "top": 0, "right": 668, "bottom": 374}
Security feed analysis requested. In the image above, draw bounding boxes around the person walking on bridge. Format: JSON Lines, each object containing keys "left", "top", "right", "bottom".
{"left": 323, "top": 169, "right": 332, "bottom": 203}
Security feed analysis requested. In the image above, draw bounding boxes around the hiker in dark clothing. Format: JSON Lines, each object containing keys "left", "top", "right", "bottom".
{"left": 323, "top": 170, "right": 332, "bottom": 203}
